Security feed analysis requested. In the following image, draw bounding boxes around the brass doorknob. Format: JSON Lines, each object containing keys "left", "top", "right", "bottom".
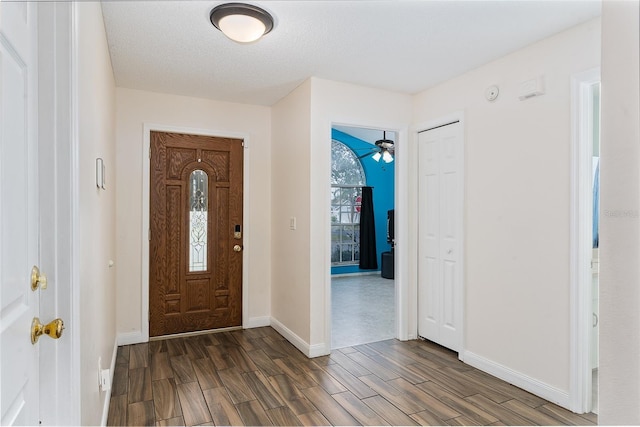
{"left": 233, "top": 244, "right": 243, "bottom": 252}
{"left": 31, "top": 266, "right": 47, "bottom": 291}
{"left": 31, "top": 317, "right": 64, "bottom": 344}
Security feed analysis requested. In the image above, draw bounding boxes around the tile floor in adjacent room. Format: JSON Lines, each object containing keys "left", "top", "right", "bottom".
{"left": 331, "top": 273, "right": 395, "bottom": 349}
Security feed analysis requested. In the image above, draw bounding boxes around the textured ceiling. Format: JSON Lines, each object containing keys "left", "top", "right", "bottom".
{"left": 102, "top": 1, "right": 601, "bottom": 106}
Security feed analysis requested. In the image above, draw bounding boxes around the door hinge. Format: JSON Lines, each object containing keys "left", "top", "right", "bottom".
{"left": 148, "top": 228, "right": 151, "bottom": 241}
{"left": 149, "top": 147, "right": 151, "bottom": 159}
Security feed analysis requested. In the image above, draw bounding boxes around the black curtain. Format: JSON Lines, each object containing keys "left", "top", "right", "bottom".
{"left": 359, "top": 186, "right": 378, "bottom": 269}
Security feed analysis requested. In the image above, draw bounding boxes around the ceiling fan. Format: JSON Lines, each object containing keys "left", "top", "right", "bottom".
{"left": 358, "top": 130, "right": 394, "bottom": 163}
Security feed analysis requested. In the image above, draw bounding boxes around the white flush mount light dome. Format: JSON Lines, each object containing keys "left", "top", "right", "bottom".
{"left": 210, "top": 3, "right": 274, "bottom": 43}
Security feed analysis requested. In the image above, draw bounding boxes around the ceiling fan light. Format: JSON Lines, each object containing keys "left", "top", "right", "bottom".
{"left": 372, "top": 152, "right": 382, "bottom": 162}
{"left": 210, "top": 3, "right": 274, "bottom": 44}
{"left": 382, "top": 150, "right": 394, "bottom": 163}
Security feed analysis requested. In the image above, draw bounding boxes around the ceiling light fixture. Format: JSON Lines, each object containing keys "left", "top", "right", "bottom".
{"left": 209, "top": 3, "right": 274, "bottom": 44}
{"left": 373, "top": 131, "right": 394, "bottom": 163}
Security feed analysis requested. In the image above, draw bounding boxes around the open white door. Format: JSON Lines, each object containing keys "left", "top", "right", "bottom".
{"left": 1, "top": 3, "right": 74, "bottom": 425}
{"left": 1, "top": 3, "right": 41, "bottom": 424}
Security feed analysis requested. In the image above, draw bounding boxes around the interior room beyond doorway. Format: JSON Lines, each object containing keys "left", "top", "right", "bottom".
{"left": 330, "top": 125, "right": 396, "bottom": 349}
{"left": 331, "top": 274, "right": 395, "bottom": 348}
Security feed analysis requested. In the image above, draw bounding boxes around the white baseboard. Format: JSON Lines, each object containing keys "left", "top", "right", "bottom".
{"left": 308, "top": 343, "right": 330, "bottom": 358}
{"left": 117, "top": 331, "right": 145, "bottom": 346}
{"left": 463, "top": 350, "right": 570, "bottom": 409}
{"left": 270, "top": 317, "right": 310, "bottom": 356}
{"left": 115, "top": 318, "right": 330, "bottom": 360}
{"left": 100, "top": 336, "right": 118, "bottom": 426}
{"left": 245, "top": 316, "right": 271, "bottom": 328}
{"left": 270, "top": 317, "right": 330, "bottom": 358}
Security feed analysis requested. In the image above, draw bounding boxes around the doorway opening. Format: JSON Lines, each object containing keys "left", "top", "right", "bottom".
{"left": 329, "top": 125, "right": 396, "bottom": 349}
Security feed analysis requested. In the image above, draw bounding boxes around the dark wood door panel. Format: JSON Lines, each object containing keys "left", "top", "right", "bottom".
{"left": 150, "top": 131, "right": 243, "bottom": 337}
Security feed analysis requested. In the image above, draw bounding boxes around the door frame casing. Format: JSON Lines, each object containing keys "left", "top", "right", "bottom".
{"left": 569, "top": 67, "right": 600, "bottom": 413}
{"left": 140, "top": 124, "right": 251, "bottom": 342}
{"left": 413, "top": 111, "right": 466, "bottom": 356}
{"left": 40, "top": 1, "right": 82, "bottom": 424}
{"left": 324, "top": 121, "right": 410, "bottom": 353}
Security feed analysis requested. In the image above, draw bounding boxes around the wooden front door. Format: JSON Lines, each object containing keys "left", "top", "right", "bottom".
{"left": 150, "top": 131, "right": 243, "bottom": 337}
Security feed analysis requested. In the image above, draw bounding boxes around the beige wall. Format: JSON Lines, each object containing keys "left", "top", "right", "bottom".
{"left": 104, "top": 10, "right": 640, "bottom": 420}
{"left": 270, "top": 78, "right": 411, "bottom": 352}
{"left": 412, "top": 19, "right": 600, "bottom": 394}
{"left": 115, "top": 88, "right": 272, "bottom": 337}
{"left": 599, "top": 1, "right": 640, "bottom": 424}
{"left": 76, "top": 2, "right": 117, "bottom": 424}
{"left": 271, "top": 80, "right": 312, "bottom": 343}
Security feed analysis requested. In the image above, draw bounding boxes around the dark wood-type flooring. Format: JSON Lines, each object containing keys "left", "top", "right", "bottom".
{"left": 107, "top": 327, "right": 597, "bottom": 426}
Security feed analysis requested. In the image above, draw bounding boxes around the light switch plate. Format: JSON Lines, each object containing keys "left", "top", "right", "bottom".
{"left": 100, "top": 369, "right": 110, "bottom": 391}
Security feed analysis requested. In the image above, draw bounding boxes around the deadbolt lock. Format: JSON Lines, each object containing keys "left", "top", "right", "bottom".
{"left": 31, "top": 317, "right": 64, "bottom": 344}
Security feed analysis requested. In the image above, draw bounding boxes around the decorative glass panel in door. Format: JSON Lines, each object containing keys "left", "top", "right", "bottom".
{"left": 189, "top": 169, "right": 208, "bottom": 272}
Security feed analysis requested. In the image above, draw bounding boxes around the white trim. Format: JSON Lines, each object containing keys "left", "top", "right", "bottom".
{"left": 68, "top": 3, "right": 82, "bottom": 424}
{"left": 394, "top": 126, "right": 411, "bottom": 341}
{"left": 325, "top": 122, "right": 411, "bottom": 351}
{"left": 117, "top": 331, "right": 145, "bottom": 346}
{"left": 271, "top": 317, "right": 329, "bottom": 358}
{"left": 141, "top": 124, "right": 251, "bottom": 342}
{"left": 569, "top": 67, "right": 600, "bottom": 414}
{"left": 245, "top": 316, "right": 271, "bottom": 328}
{"left": 308, "top": 343, "right": 329, "bottom": 358}
{"left": 464, "top": 351, "right": 570, "bottom": 409}
{"left": 413, "top": 111, "right": 466, "bottom": 356}
{"left": 100, "top": 336, "right": 118, "bottom": 426}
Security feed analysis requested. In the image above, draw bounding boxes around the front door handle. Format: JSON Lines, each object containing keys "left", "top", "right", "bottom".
{"left": 233, "top": 244, "right": 243, "bottom": 252}
{"left": 31, "top": 317, "right": 64, "bottom": 344}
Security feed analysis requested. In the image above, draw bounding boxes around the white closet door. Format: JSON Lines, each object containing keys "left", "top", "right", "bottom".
{"left": 418, "top": 122, "right": 463, "bottom": 352}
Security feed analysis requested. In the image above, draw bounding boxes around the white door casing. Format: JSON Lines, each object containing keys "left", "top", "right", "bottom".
{"left": 0, "top": 2, "right": 40, "bottom": 425}
{"left": 37, "top": 2, "right": 77, "bottom": 424}
{"left": 418, "top": 120, "right": 463, "bottom": 353}
{"left": 569, "top": 67, "right": 600, "bottom": 413}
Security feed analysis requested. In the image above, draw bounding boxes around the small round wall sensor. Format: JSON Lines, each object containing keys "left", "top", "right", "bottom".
{"left": 485, "top": 85, "right": 499, "bottom": 102}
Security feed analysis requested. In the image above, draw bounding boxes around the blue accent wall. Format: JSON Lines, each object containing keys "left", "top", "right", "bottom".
{"left": 331, "top": 129, "right": 395, "bottom": 275}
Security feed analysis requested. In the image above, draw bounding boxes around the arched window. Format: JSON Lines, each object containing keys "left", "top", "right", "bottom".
{"left": 331, "top": 140, "right": 366, "bottom": 265}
